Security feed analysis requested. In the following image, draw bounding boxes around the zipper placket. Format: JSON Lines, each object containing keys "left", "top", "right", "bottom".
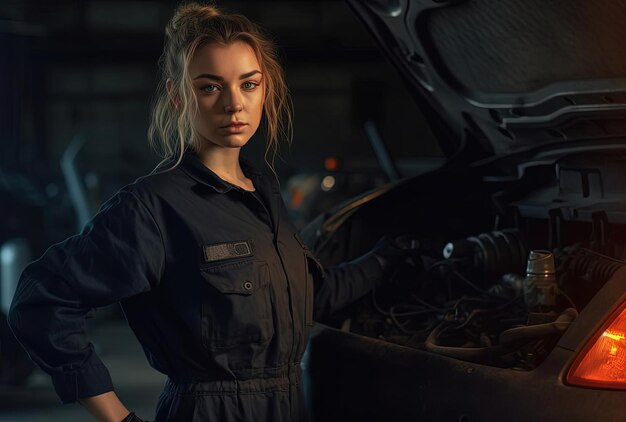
{"left": 244, "top": 188, "right": 297, "bottom": 420}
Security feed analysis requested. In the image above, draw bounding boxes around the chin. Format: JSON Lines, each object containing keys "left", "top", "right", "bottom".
{"left": 199, "top": 134, "right": 251, "bottom": 150}
{"left": 222, "top": 136, "right": 251, "bottom": 148}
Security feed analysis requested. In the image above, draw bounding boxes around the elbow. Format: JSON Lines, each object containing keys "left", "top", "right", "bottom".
{"left": 6, "top": 276, "right": 33, "bottom": 343}
{"left": 7, "top": 297, "right": 40, "bottom": 357}
{"left": 6, "top": 268, "right": 41, "bottom": 341}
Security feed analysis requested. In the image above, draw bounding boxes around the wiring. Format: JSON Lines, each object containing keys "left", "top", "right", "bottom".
{"left": 361, "top": 232, "right": 625, "bottom": 368}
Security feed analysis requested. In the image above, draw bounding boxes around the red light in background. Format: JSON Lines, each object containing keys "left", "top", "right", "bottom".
{"left": 324, "top": 156, "right": 340, "bottom": 172}
{"left": 291, "top": 189, "right": 304, "bottom": 209}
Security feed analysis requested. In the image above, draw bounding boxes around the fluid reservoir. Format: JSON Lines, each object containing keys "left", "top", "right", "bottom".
{"left": 523, "top": 250, "right": 558, "bottom": 310}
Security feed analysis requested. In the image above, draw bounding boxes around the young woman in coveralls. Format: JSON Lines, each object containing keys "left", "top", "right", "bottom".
{"left": 8, "top": 3, "right": 410, "bottom": 421}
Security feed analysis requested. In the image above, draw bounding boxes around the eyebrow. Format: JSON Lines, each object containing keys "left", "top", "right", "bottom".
{"left": 193, "top": 70, "right": 262, "bottom": 81}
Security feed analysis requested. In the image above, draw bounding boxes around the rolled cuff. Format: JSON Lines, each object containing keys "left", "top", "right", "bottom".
{"left": 51, "top": 362, "right": 114, "bottom": 404}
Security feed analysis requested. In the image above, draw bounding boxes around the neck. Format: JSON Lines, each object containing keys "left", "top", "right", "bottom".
{"left": 198, "top": 144, "right": 241, "bottom": 175}
{"left": 197, "top": 143, "right": 250, "bottom": 186}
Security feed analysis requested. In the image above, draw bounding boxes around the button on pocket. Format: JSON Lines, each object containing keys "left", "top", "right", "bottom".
{"left": 200, "top": 259, "right": 274, "bottom": 350}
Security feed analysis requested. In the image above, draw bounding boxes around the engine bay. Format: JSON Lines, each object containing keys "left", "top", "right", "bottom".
{"left": 349, "top": 228, "right": 624, "bottom": 370}
{"left": 312, "top": 150, "right": 626, "bottom": 370}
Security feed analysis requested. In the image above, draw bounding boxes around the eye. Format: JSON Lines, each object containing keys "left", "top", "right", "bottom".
{"left": 242, "top": 81, "right": 259, "bottom": 90}
{"left": 201, "top": 84, "right": 219, "bottom": 93}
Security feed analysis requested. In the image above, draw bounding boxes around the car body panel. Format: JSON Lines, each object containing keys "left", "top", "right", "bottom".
{"left": 346, "top": 0, "right": 626, "bottom": 159}
{"left": 303, "top": 199, "right": 626, "bottom": 420}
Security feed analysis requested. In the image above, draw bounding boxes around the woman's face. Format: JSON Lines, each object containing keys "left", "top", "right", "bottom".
{"left": 188, "top": 41, "right": 264, "bottom": 151}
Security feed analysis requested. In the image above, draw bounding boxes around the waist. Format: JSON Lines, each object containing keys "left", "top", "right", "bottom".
{"left": 164, "top": 362, "right": 302, "bottom": 395}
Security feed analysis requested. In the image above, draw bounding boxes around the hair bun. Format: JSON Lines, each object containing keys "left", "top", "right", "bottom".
{"left": 166, "top": 2, "right": 221, "bottom": 39}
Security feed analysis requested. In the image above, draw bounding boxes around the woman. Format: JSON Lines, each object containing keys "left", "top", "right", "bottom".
{"left": 8, "top": 3, "right": 409, "bottom": 421}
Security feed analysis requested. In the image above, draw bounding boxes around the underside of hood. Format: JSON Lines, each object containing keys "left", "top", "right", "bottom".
{"left": 347, "top": 0, "right": 626, "bottom": 161}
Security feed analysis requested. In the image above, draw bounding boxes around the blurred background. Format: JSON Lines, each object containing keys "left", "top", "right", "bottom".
{"left": 0, "top": 0, "right": 442, "bottom": 419}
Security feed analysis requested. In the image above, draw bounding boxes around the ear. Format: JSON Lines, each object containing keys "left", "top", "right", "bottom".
{"left": 166, "top": 78, "right": 180, "bottom": 109}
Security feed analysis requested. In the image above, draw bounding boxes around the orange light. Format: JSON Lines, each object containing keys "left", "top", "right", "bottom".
{"left": 567, "top": 302, "right": 626, "bottom": 389}
{"left": 291, "top": 189, "right": 304, "bottom": 209}
{"left": 324, "top": 156, "right": 340, "bottom": 172}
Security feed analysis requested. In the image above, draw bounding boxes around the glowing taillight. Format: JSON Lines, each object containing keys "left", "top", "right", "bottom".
{"left": 567, "top": 302, "right": 626, "bottom": 389}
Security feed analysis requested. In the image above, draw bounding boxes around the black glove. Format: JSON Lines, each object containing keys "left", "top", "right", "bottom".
{"left": 369, "top": 235, "right": 420, "bottom": 273}
{"left": 121, "top": 412, "right": 147, "bottom": 422}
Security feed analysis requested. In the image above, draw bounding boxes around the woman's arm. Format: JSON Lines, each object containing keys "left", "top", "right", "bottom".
{"left": 7, "top": 189, "right": 165, "bottom": 407}
{"left": 79, "top": 391, "right": 130, "bottom": 422}
{"left": 309, "top": 236, "right": 416, "bottom": 320}
{"left": 309, "top": 251, "right": 384, "bottom": 321}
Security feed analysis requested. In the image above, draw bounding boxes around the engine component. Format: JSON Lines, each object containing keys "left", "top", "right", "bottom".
{"left": 487, "top": 273, "right": 525, "bottom": 300}
{"left": 499, "top": 308, "right": 578, "bottom": 346}
{"left": 442, "top": 229, "right": 527, "bottom": 285}
{"left": 523, "top": 250, "right": 558, "bottom": 310}
{"left": 423, "top": 308, "right": 577, "bottom": 366}
{"left": 567, "top": 248, "right": 625, "bottom": 284}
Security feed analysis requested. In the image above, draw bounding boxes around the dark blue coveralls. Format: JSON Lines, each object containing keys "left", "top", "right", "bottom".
{"left": 8, "top": 149, "right": 385, "bottom": 421}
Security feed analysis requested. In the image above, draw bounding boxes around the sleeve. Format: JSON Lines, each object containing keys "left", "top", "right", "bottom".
{"left": 6, "top": 189, "right": 165, "bottom": 404}
{"left": 307, "top": 249, "right": 386, "bottom": 321}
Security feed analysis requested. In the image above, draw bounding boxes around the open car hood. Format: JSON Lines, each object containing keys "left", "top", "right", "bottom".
{"left": 347, "top": 0, "right": 626, "bottom": 161}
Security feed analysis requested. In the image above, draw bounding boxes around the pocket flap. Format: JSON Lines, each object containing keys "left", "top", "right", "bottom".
{"left": 201, "top": 260, "right": 269, "bottom": 295}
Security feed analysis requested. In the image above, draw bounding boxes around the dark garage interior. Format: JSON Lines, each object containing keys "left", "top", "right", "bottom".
{"left": 0, "top": 1, "right": 441, "bottom": 420}
{"left": 6, "top": 0, "right": 626, "bottom": 421}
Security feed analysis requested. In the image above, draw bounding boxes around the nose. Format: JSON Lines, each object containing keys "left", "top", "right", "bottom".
{"left": 225, "top": 103, "right": 242, "bottom": 113}
{"left": 224, "top": 89, "right": 243, "bottom": 113}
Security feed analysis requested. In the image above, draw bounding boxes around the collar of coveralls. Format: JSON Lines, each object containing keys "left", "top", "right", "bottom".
{"left": 177, "top": 146, "right": 270, "bottom": 194}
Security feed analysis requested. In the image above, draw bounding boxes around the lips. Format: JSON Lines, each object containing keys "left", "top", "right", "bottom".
{"left": 221, "top": 121, "right": 247, "bottom": 128}
{"left": 221, "top": 122, "right": 248, "bottom": 134}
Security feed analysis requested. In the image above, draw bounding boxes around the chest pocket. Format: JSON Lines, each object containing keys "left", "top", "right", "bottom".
{"left": 200, "top": 259, "right": 274, "bottom": 350}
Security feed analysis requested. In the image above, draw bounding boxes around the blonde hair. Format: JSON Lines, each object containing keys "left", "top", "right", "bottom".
{"left": 148, "top": 2, "right": 293, "bottom": 173}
